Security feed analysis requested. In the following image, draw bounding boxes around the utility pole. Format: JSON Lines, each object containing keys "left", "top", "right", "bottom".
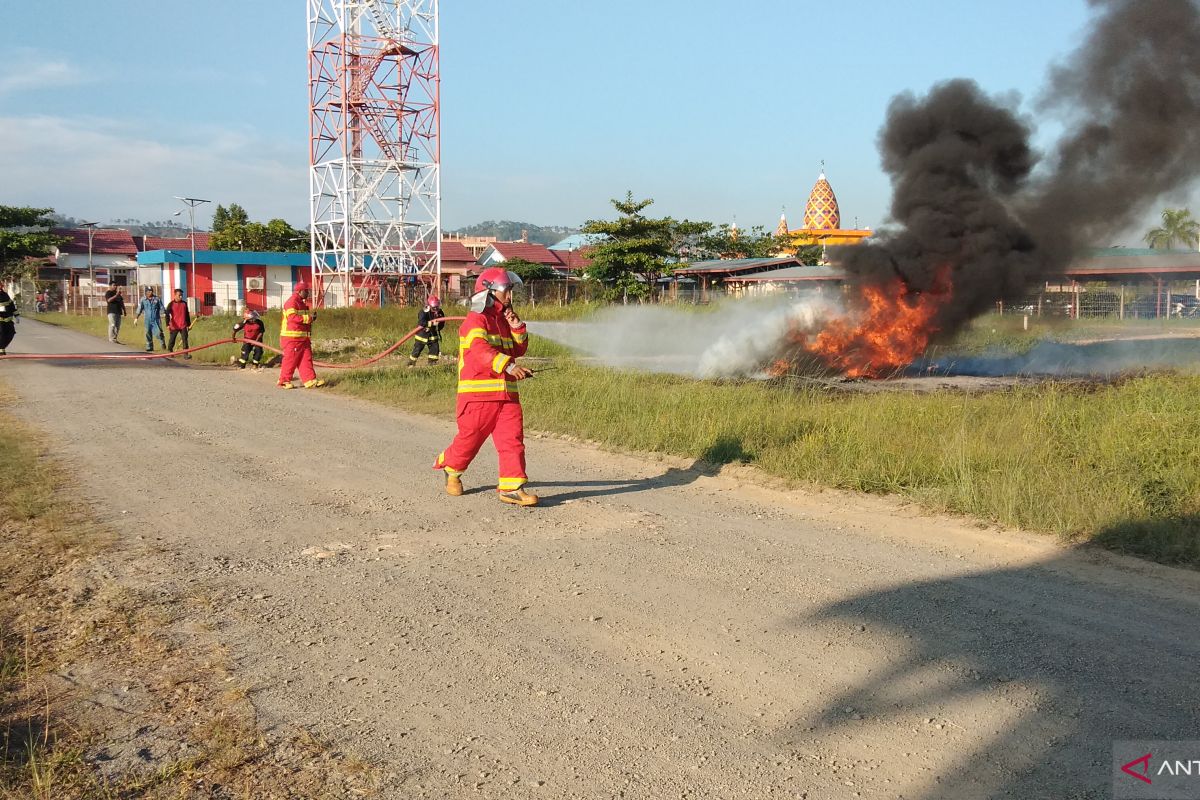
{"left": 174, "top": 196, "right": 211, "bottom": 313}
{"left": 80, "top": 221, "right": 98, "bottom": 315}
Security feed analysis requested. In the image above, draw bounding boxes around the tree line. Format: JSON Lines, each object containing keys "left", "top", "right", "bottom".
{"left": 6, "top": 200, "right": 1198, "bottom": 293}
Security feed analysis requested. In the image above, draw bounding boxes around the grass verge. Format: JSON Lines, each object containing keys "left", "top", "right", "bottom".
{"left": 0, "top": 385, "right": 376, "bottom": 798}
{"left": 334, "top": 362, "right": 1200, "bottom": 567}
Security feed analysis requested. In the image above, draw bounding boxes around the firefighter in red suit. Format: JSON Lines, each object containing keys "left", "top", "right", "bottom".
{"left": 278, "top": 280, "right": 326, "bottom": 390}
{"left": 434, "top": 268, "right": 538, "bottom": 506}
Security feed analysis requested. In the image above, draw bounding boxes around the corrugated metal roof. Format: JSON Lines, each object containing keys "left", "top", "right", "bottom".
{"left": 488, "top": 242, "right": 563, "bottom": 265}
{"left": 730, "top": 265, "right": 846, "bottom": 282}
{"left": 141, "top": 233, "right": 212, "bottom": 251}
{"left": 439, "top": 241, "right": 476, "bottom": 263}
{"left": 674, "top": 256, "right": 803, "bottom": 275}
{"left": 52, "top": 227, "right": 137, "bottom": 256}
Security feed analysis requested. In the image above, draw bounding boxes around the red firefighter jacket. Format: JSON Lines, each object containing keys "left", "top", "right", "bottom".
{"left": 456, "top": 302, "right": 528, "bottom": 408}
{"left": 234, "top": 317, "right": 266, "bottom": 342}
{"left": 281, "top": 293, "right": 313, "bottom": 340}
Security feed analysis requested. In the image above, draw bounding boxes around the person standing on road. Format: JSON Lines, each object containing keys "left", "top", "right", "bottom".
{"left": 134, "top": 287, "right": 167, "bottom": 353}
{"left": 164, "top": 288, "right": 193, "bottom": 360}
{"left": 433, "top": 268, "right": 538, "bottom": 507}
{"left": 0, "top": 286, "right": 19, "bottom": 355}
{"left": 104, "top": 286, "right": 126, "bottom": 343}
{"left": 408, "top": 295, "right": 445, "bottom": 367}
{"left": 278, "top": 280, "right": 325, "bottom": 390}
{"left": 233, "top": 308, "right": 266, "bottom": 369}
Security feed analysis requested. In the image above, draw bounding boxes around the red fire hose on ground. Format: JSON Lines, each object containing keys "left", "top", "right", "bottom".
{"left": 0, "top": 316, "right": 466, "bottom": 370}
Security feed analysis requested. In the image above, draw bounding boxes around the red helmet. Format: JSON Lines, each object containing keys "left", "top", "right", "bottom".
{"left": 427, "top": 295, "right": 440, "bottom": 306}
{"left": 474, "top": 267, "right": 523, "bottom": 295}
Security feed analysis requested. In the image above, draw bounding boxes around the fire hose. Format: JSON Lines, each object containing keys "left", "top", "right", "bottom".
{"left": 0, "top": 316, "right": 466, "bottom": 370}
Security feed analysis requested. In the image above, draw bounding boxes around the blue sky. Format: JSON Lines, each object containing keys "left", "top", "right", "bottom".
{"left": 1, "top": 0, "right": 1107, "bottom": 233}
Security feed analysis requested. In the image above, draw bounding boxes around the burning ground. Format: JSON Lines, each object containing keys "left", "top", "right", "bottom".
{"left": 530, "top": 302, "right": 1200, "bottom": 385}
{"left": 537, "top": 1, "right": 1200, "bottom": 383}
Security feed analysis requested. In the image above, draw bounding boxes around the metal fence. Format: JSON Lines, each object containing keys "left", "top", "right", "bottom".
{"left": 997, "top": 279, "right": 1200, "bottom": 320}
{"left": 18, "top": 274, "right": 1199, "bottom": 319}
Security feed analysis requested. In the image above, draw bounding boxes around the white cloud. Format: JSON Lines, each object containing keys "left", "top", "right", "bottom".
{"left": 0, "top": 115, "right": 309, "bottom": 226}
{"left": 0, "top": 50, "right": 92, "bottom": 95}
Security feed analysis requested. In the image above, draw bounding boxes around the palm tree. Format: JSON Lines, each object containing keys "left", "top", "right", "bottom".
{"left": 1144, "top": 208, "right": 1200, "bottom": 250}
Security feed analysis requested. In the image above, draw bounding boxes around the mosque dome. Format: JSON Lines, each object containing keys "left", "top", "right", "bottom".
{"left": 803, "top": 171, "right": 841, "bottom": 230}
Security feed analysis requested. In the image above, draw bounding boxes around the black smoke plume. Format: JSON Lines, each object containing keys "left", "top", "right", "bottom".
{"left": 834, "top": 0, "right": 1200, "bottom": 337}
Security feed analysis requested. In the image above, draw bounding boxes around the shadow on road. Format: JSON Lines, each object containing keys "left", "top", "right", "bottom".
{"left": 535, "top": 459, "right": 711, "bottom": 505}
{"left": 788, "top": 548, "right": 1200, "bottom": 798}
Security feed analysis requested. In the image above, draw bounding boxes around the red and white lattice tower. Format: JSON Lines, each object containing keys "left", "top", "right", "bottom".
{"left": 308, "top": 0, "right": 440, "bottom": 307}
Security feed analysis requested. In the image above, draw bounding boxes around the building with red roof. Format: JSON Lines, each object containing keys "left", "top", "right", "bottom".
{"left": 477, "top": 241, "right": 563, "bottom": 269}
{"left": 138, "top": 233, "right": 213, "bottom": 252}
{"left": 549, "top": 247, "right": 593, "bottom": 275}
{"left": 48, "top": 228, "right": 139, "bottom": 309}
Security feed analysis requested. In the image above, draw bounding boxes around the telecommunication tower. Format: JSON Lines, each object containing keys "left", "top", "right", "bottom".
{"left": 308, "top": 0, "right": 440, "bottom": 307}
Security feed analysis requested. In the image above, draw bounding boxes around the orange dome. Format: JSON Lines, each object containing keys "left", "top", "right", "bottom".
{"left": 803, "top": 172, "right": 841, "bottom": 230}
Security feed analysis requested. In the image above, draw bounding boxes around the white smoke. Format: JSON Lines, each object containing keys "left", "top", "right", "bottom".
{"left": 528, "top": 294, "right": 839, "bottom": 379}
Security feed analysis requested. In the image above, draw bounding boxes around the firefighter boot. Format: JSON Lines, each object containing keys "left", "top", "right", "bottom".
{"left": 304, "top": 378, "right": 326, "bottom": 389}
{"left": 278, "top": 381, "right": 296, "bottom": 390}
{"left": 444, "top": 469, "right": 464, "bottom": 497}
{"left": 498, "top": 487, "right": 539, "bottom": 507}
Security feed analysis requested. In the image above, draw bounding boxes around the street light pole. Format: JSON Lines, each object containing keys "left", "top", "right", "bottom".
{"left": 174, "top": 196, "right": 211, "bottom": 313}
{"left": 80, "top": 221, "right": 98, "bottom": 315}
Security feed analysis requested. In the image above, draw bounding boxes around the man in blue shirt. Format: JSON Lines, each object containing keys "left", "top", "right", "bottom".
{"left": 134, "top": 287, "right": 167, "bottom": 352}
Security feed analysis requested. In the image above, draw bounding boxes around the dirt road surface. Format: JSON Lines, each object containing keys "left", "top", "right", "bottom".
{"left": 4, "top": 320, "right": 1199, "bottom": 799}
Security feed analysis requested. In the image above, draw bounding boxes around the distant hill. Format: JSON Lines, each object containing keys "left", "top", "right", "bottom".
{"left": 49, "top": 214, "right": 199, "bottom": 238}
{"left": 449, "top": 221, "right": 578, "bottom": 246}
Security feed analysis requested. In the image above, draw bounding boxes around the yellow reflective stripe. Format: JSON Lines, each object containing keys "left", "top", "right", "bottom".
{"left": 512, "top": 330, "right": 528, "bottom": 343}
{"left": 492, "top": 353, "right": 511, "bottom": 374}
{"left": 460, "top": 328, "right": 489, "bottom": 349}
{"left": 283, "top": 308, "right": 311, "bottom": 323}
{"left": 457, "top": 379, "right": 519, "bottom": 394}
{"left": 459, "top": 328, "right": 513, "bottom": 350}
{"left": 497, "top": 477, "right": 526, "bottom": 491}
{"left": 280, "top": 330, "right": 310, "bottom": 338}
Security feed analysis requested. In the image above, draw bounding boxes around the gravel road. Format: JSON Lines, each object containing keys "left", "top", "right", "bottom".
{"left": 4, "top": 319, "right": 1198, "bottom": 799}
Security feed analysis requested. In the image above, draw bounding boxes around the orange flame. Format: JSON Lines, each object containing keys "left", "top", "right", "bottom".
{"left": 796, "top": 270, "right": 952, "bottom": 379}
{"left": 766, "top": 359, "right": 790, "bottom": 377}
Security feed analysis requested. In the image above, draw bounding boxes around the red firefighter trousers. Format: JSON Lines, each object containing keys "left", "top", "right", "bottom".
{"left": 279, "top": 338, "right": 317, "bottom": 384}
{"left": 435, "top": 400, "right": 526, "bottom": 491}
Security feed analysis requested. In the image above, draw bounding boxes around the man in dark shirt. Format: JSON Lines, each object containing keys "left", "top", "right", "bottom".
{"left": 104, "top": 286, "right": 126, "bottom": 342}
{"left": 164, "top": 289, "right": 193, "bottom": 359}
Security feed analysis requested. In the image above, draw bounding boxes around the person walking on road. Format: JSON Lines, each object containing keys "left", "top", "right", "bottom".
{"left": 164, "top": 289, "right": 193, "bottom": 359}
{"left": 233, "top": 308, "right": 266, "bottom": 369}
{"left": 104, "top": 286, "right": 126, "bottom": 343}
{"left": 408, "top": 295, "right": 445, "bottom": 367}
{"left": 134, "top": 287, "right": 167, "bottom": 353}
{"left": 278, "top": 280, "right": 325, "bottom": 390}
{"left": 433, "top": 268, "right": 538, "bottom": 507}
{"left": 0, "top": 286, "right": 19, "bottom": 355}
